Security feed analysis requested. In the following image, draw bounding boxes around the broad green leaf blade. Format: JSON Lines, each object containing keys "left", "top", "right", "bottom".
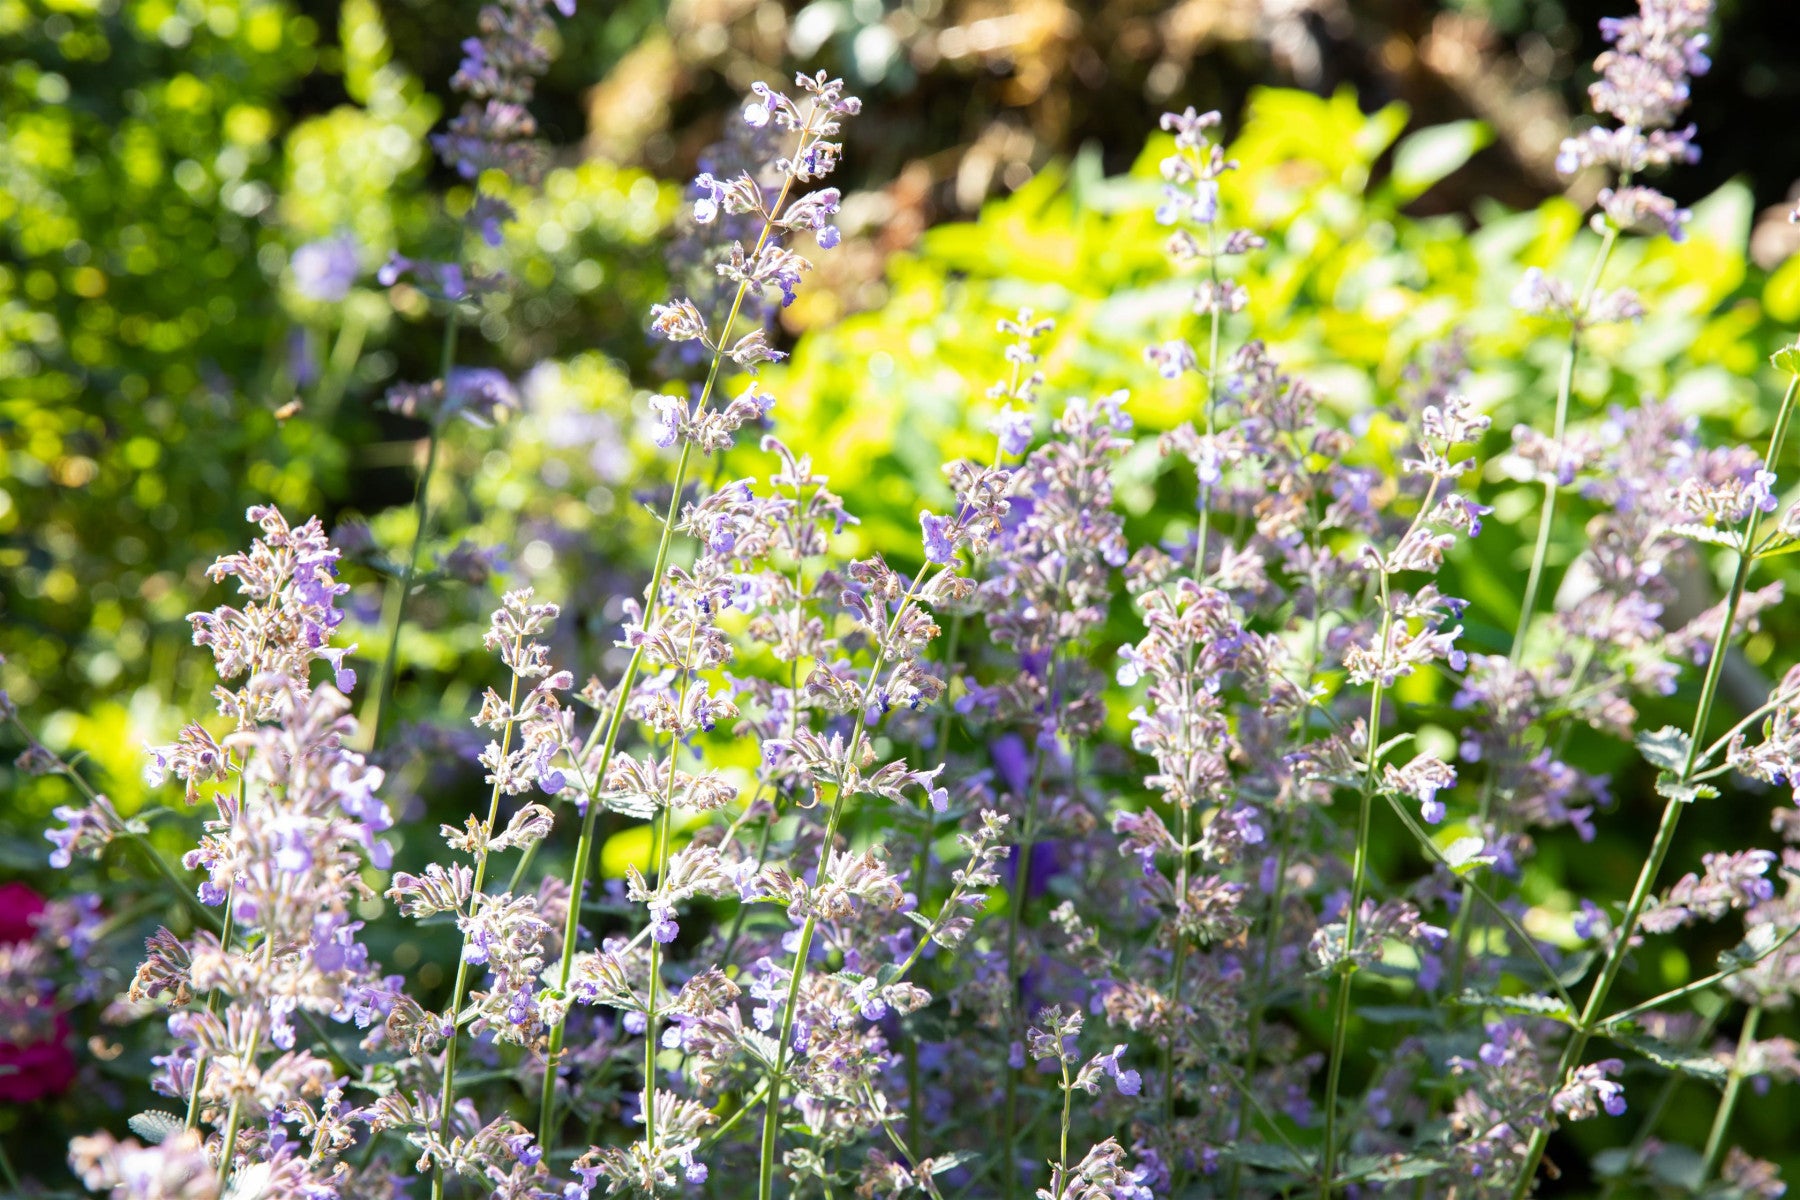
{"left": 1389, "top": 121, "right": 1492, "bottom": 202}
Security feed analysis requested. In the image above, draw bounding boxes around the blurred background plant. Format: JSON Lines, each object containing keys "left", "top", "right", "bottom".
{"left": 6, "top": 0, "right": 1800, "bottom": 1191}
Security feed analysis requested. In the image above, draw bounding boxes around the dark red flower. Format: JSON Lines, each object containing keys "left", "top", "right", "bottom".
{"left": 0, "top": 880, "right": 77, "bottom": 1104}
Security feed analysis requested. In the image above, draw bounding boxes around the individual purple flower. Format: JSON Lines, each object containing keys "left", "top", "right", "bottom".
{"left": 920, "top": 510, "right": 957, "bottom": 564}
{"left": 317, "top": 644, "right": 358, "bottom": 694}
{"left": 990, "top": 406, "right": 1034, "bottom": 457}
{"left": 1097, "top": 1045, "right": 1142, "bottom": 1095}
{"left": 1574, "top": 899, "right": 1610, "bottom": 941}
{"left": 290, "top": 235, "right": 360, "bottom": 302}
{"left": 1554, "top": 1059, "right": 1628, "bottom": 1119}
{"left": 692, "top": 172, "right": 726, "bottom": 224}
{"left": 1385, "top": 754, "right": 1457, "bottom": 824}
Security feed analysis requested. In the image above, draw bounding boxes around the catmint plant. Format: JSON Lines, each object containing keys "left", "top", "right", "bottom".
{"left": 532, "top": 69, "right": 863, "bottom": 1181}
{"left": 29, "top": 1, "right": 1800, "bottom": 1197}
{"left": 366, "top": 0, "right": 573, "bottom": 747}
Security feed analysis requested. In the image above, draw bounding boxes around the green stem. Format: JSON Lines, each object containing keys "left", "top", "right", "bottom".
{"left": 539, "top": 466, "right": 686, "bottom": 1144}
{"left": 1510, "top": 225, "right": 1617, "bottom": 661}
{"left": 541, "top": 109, "right": 820, "bottom": 1142}
{"left": 126, "top": 831, "right": 222, "bottom": 935}
{"left": 1001, "top": 735, "right": 1051, "bottom": 1195}
{"left": 1451, "top": 228, "right": 1620, "bottom": 994}
{"left": 216, "top": 943, "right": 269, "bottom": 1190}
{"left": 312, "top": 308, "right": 368, "bottom": 430}
{"left": 1700, "top": 1005, "right": 1762, "bottom": 1182}
{"left": 1057, "top": 1057, "right": 1074, "bottom": 1185}
{"left": 1001, "top": 557, "right": 1074, "bottom": 1200}
{"left": 432, "top": 636, "right": 523, "bottom": 1200}
{"left": 1380, "top": 795, "right": 1576, "bottom": 1013}
{"left": 758, "top": 567, "right": 931, "bottom": 1200}
{"left": 368, "top": 311, "right": 458, "bottom": 749}
{"left": 217, "top": 1091, "right": 247, "bottom": 1188}
{"left": 1218, "top": 1067, "right": 1308, "bottom": 1166}
{"left": 1316, "top": 683, "right": 1382, "bottom": 1200}
{"left": 29, "top": 728, "right": 223, "bottom": 939}
{"left": 644, "top": 804, "right": 671, "bottom": 1157}
{"left": 1230, "top": 537, "right": 1328, "bottom": 1200}
{"left": 1597, "top": 925, "right": 1800, "bottom": 1031}
{"left": 701, "top": 1082, "right": 771, "bottom": 1151}
{"left": 1319, "top": 478, "right": 1444, "bottom": 1199}
{"left": 1453, "top": 227, "right": 1618, "bottom": 987}
{"left": 1596, "top": 1005, "right": 1721, "bottom": 1200}
{"left": 1162, "top": 800, "right": 1193, "bottom": 1130}
{"left": 1508, "top": 367, "right": 1800, "bottom": 1200}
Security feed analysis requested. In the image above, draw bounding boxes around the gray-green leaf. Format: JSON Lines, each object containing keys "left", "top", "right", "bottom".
{"left": 1636, "top": 726, "right": 1693, "bottom": 772}
{"left": 128, "top": 1111, "right": 186, "bottom": 1145}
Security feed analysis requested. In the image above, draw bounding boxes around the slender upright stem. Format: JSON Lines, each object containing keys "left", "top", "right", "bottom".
{"left": 432, "top": 636, "right": 524, "bottom": 1200}
{"left": 1511, "top": 228, "right": 1616, "bottom": 660}
{"left": 1317, "top": 462, "right": 1443, "bottom": 1196}
{"left": 1508, "top": 368, "right": 1800, "bottom": 1200}
{"left": 368, "top": 311, "right": 459, "bottom": 748}
{"left": 539, "top": 115, "right": 817, "bottom": 1143}
{"left": 1194, "top": 218, "right": 1222, "bottom": 577}
{"left": 1057, "top": 1058, "right": 1075, "bottom": 1181}
{"left": 182, "top": 892, "right": 234, "bottom": 1133}
{"left": 216, "top": 938, "right": 273, "bottom": 1188}
{"left": 1229, "top": 536, "right": 1327, "bottom": 1200}
{"left": 1595, "top": 1006, "right": 1722, "bottom": 1200}
{"left": 759, "top": 568, "right": 931, "bottom": 1200}
{"left": 538, "top": 440, "right": 686, "bottom": 1141}
{"left": 643, "top": 619, "right": 700, "bottom": 1162}
{"left": 1701, "top": 1005, "right": 1760, "bottom": 1183}
{"left": 1162, "top": 799, "right": 1193, "bottom": 1131}
{"left": 1000, "top": 806, "right": 1033, "bottom": 1200}
{"left": 1448, "top": 227, "right": 1621, "bottom": 993}
{"left": 1001, "top": 558, "right": 1072, "bottom": 1200}
{"left": 644, "top": 804, "right": 671, "bottom": 1155}
{"left": 216, "top": 1087, "right": 247, "bottom": 1187}
{"left": 312, "top": 307, "right": 368, "bottom": 430}
{"left": 1317, "top": 648, "right": 1388, "bottom": 1199}
{"left": 909, "top": 609, "right": 963, "bottom": 1149}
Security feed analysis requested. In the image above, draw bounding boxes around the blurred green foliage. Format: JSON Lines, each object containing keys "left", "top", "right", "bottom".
{"left": 5, "top": 1, "right": 1800, "bottom": 1184}
{"left": 0, "top": 0, "right": 673, "bottom": 827}
{"left": 760, "top": 84, "right": 1800, "bottom": 1182}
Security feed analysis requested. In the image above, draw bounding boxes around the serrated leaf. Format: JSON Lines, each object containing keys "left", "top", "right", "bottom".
{"left": 1346, "top": 1153, "right": 1445, "bottom": 1183}
{"left": 1609, "top": 1032, "right": 1728, "bottom": 1085}
{"left": 1655, "top": 773, "right": 1713, "bottom": 804}
{"left": 1375, "top": 732, "right": 1415, "bottom": 759}
{"left": 1772, "top": 345, "right": 1800, "bottom": 375}
{"left": 1720, "top": 923, "right": 1782, "bottom": 971}
{"left": 925, "top": 1152, "right": 976, "bottom": 1175}
{"left": 1456, "top": 989, "right": 1573, "bottom": 1022}
{"left": 1218, "top": 1143, "right": 1316, "bottom": 1174}
{"left": 1760, "top": 538, "right": 1800, "bottom": 564}
{"left": 1666, "top": 522, "right": 1747, "bottom": 550}
{"left": 1636, "top": 727, "right": 1693, "bottom": 772}
{"left": 128, "top": 1111, "right": 185, "bottom": 1145}
{"left": 1442, "top": 835, "right": 1496, "bottom": 876}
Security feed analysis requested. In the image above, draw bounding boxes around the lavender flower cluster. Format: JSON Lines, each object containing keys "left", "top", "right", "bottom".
{"left": 14, "top": 2, "right": 1800, "bottom": 1199}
